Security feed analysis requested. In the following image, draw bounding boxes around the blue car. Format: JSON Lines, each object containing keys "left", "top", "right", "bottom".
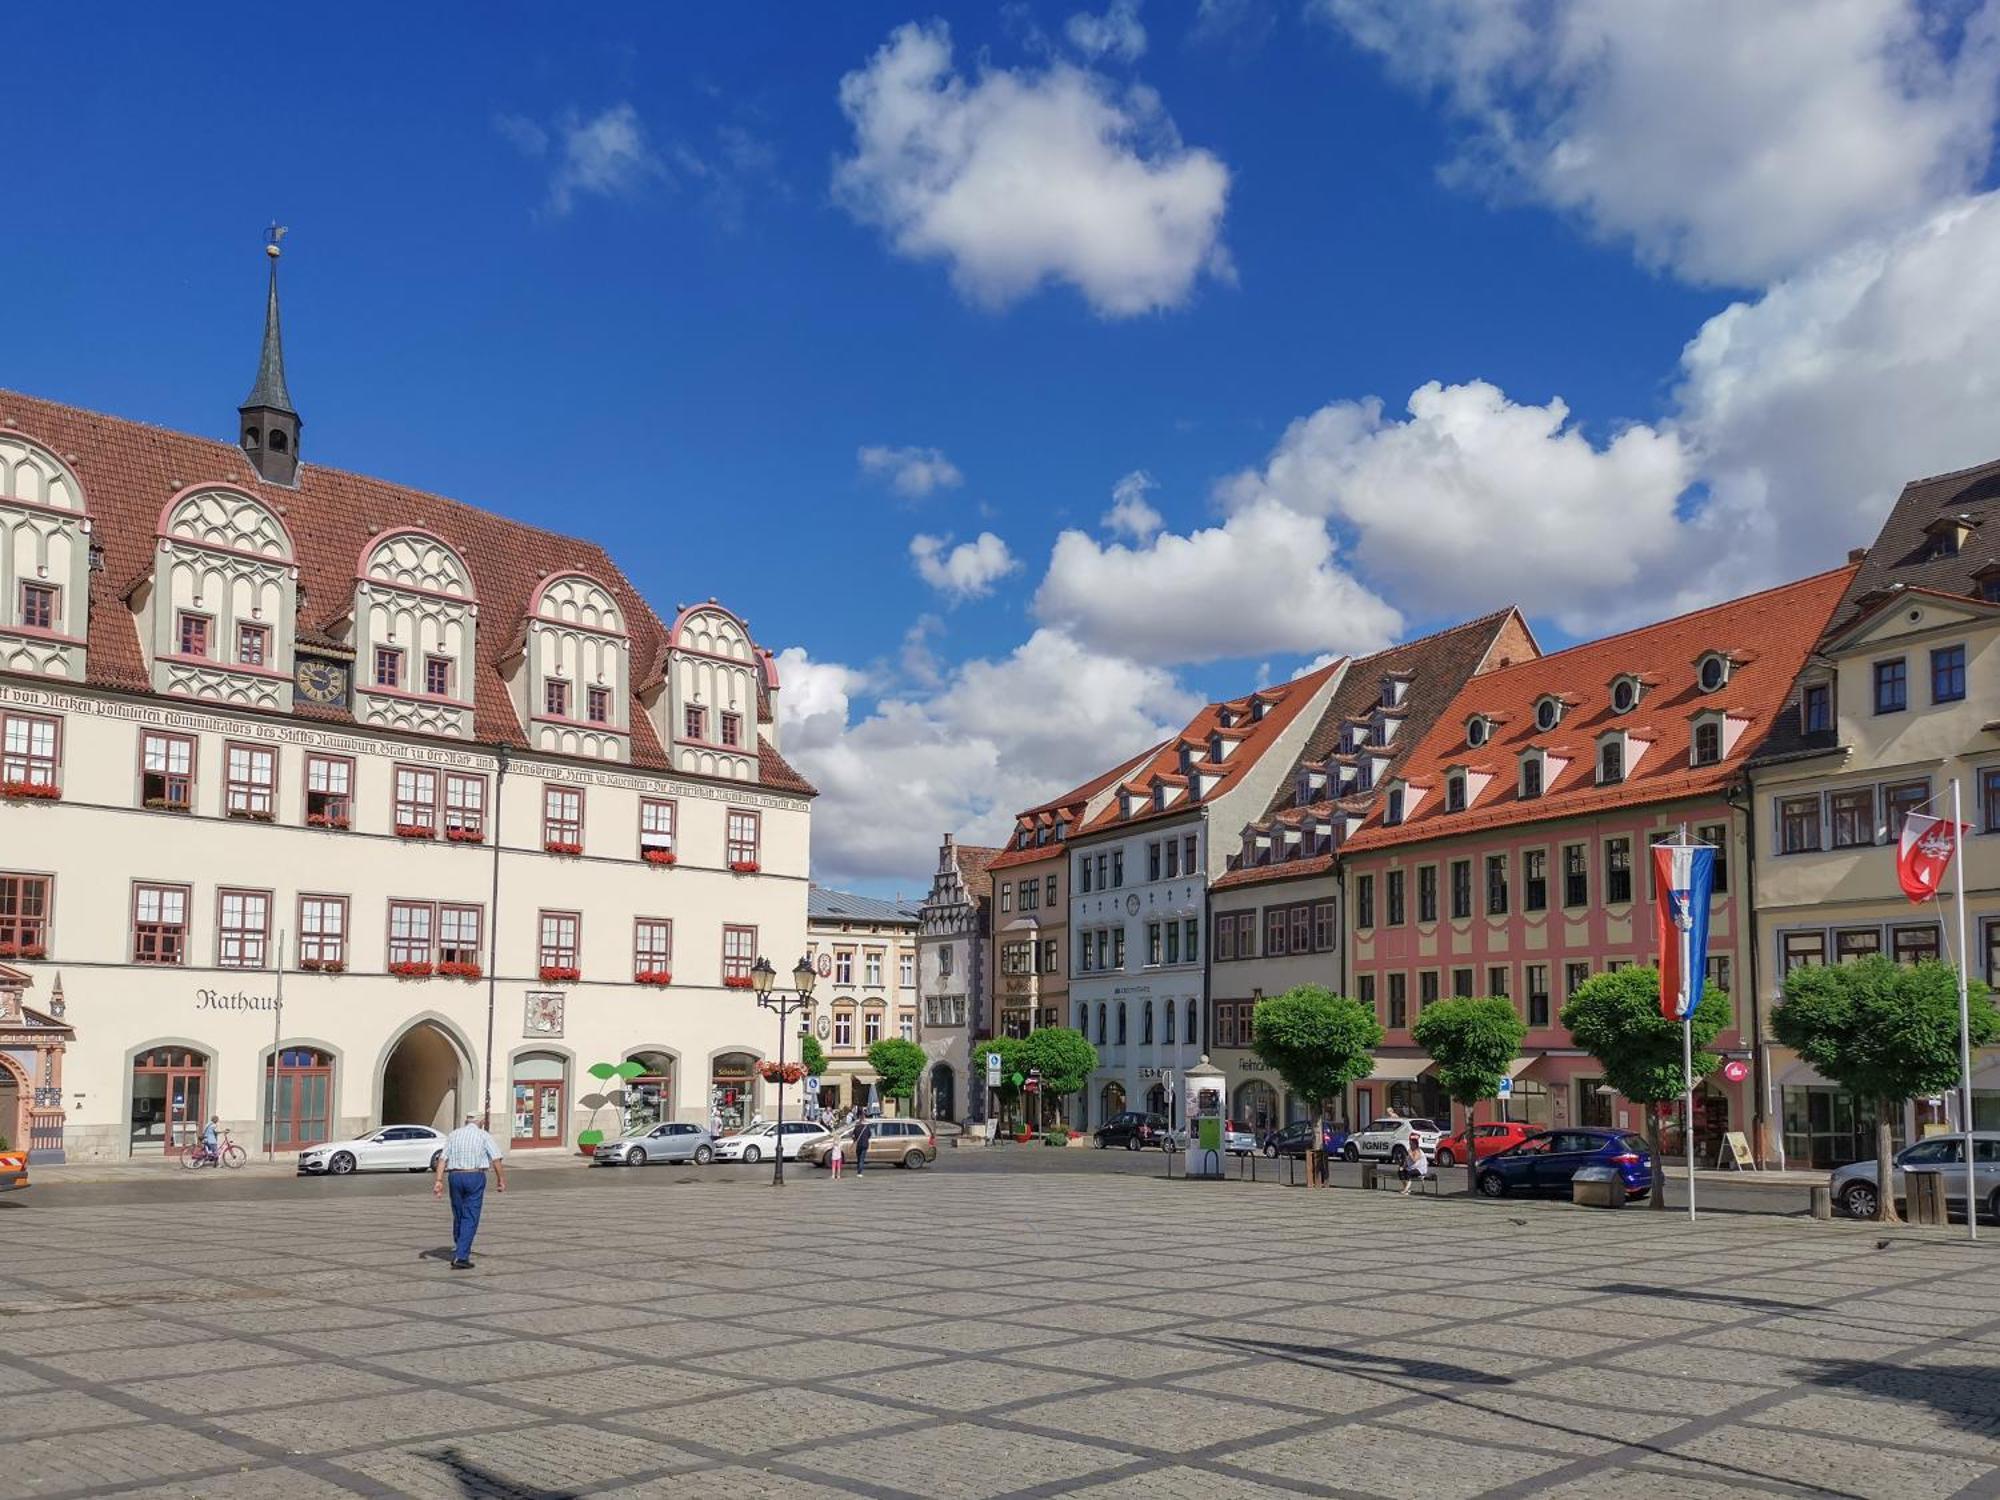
{"left": 1474, "top": 1128, "right": 1653, "bottom": 1200}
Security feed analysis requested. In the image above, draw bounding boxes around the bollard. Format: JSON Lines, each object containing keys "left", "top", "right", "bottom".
{"left": 1809, "top": 1184, "right": 1831, "bottom": 1220}
{"left": 1360, "top": 1162, "right": 1379, "bottom": 1191}
{"left": 1908, "top": 1168, "right": 1947, "bottom": 1226}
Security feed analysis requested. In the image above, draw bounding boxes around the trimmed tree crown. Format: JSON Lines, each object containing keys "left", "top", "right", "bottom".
{"left": 1772, "top": 955, "right": 1997, "bottom": 1102}
{"left": 1250, "top": 985, "right": 1384, "bottom": 1111}
{"left": 1558, "top": 965, "right": 1731, "bottom": 1106}
{"left": 865, "top": 1037, "right": 927, "bottom": 1101}
{"left": 1022, "top": 1026, "right": 1098, "bottom": 1098}
{"left": 1411, "top": 996, "right": 1527, "bottom": 1106}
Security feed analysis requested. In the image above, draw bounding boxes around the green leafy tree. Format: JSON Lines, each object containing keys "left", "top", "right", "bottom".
{"left": 867, "top": 1037, "right": 927, "bottom": 1108}
{"left": 799, "top": 1034, "right": 829, "bottom": 1079}
{"left": 1412, "top": 996, "right": 1527, "bottom": 1193}
{"left": 1023, "top": 1026, "right": 1098, "bottom": 1130}
{"left": 970, "top": 1035, "right": 1031, "bottom": 1129}
{"left": 1250, "top": 986, "right": 1383, "bottom": 1137}
{"left": 1560, "top": 966, "right": 1730, "bottom": 1211}
{"left": 1772, "top": 955, "right": 1996, "bottom": 1222}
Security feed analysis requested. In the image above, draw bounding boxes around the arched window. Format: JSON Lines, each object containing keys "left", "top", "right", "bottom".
{"left": 1142, "top": 1001, "right": 1154, "bottom": 1044}
{"left": 268, "top": 429, "right": 288, "bottom": 453}
{"left": 625, "top": 1051, "right": 675, "bottom": 1132}
{"left": 1076, "top": 1003, "right": 1088, "bottom": 1032}
{"left": 1096, "top": 1003, "right": 1107, "bottom": 1045}
{"left": 1186, "top": 999, "right": 1198, "bottom": 1048}
{"left": 1164, "top": 1000, "right": 1176, "bottom": 1044}
{"left": 1116, "top": 1004, "right": 1128, "bottom": 1045}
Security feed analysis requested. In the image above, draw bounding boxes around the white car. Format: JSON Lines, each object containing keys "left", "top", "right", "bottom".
{"left": 1342, "top": 1117, "right": 1443, "bottom": 1165}
{"left": 298, "top": 1125, "right": 446, "bottom": 1176}
{"left": 711, "top": 1120, "right": 828, "bottom": 1163}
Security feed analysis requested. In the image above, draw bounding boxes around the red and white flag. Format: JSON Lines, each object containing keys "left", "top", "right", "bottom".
{"left": 1897, "top": 814, "right": 1970, "bottom": 903}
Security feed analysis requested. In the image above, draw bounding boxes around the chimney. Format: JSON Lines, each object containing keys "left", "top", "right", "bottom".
{"left": 1847, "top": 547, "right": 1867, "bottom": 563}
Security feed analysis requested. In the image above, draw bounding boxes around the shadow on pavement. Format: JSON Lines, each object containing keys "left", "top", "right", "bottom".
{"left": 431, "top": 1444, "right": 578, "bottom": 1499}
{"left": 1192, "top": 1334, "right": 1513, "bottom": 1386}
{"left": 1805, "top": 1358, "right": 2000, "bottom": 1436}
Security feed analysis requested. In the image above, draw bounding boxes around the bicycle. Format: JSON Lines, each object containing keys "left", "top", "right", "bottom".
{"left": 182, "top": 1131, "right": 247, "bottom": 1169}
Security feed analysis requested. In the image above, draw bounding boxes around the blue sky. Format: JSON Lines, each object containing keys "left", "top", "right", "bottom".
{"left": 9, "top": 3, "right": 2000, "bottom": 890}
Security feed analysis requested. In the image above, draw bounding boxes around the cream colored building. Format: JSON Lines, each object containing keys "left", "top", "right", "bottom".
{"left": 805, "top": 885, "right": 919, "bottom": 1114}
{"left": 0, "top": 257, "right": 815, "bottom": 1161}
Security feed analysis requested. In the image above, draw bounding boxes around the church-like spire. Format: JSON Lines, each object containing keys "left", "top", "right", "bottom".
{"left": 239, "top": 224, "right": 301, "bottom": 485}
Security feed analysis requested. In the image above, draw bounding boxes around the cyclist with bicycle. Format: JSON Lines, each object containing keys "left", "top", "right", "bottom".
{"left": 198, "top": 1115, "right": 220, "bottom": 1164}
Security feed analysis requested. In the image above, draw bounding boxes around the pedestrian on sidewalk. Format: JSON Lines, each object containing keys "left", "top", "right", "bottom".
{"left": 852, "top": 1116, "right": 871, "bottom": 1177}
{"left": 432, "top": 1113, "right": 506, "bottom": 1269}
{"left": 830, "top": 1133, "right": 845, "bottom": 1180}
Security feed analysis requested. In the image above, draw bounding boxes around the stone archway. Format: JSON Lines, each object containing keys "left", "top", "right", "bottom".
{"left": 929, "top": 1064, "right": 956, "bottom": 1123}
{"left": 379, "top": 1020, "right": 471, "bottom": 1131}
{"left": 0, "top": 1053, "right": 24, "bottom": 1155}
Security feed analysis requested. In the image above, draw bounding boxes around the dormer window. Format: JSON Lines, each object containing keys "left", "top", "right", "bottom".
{"left": 1801, "top": 681, "right": 1832, "bottom": 734}
{"left": 1598, "top": 736, "right": 1624, "bottom": 785}
{"left": 1465, "top": 715, "right": 1490, "bottom": 749}
{"left": 1609, "top": 675, "right": 1641, "bottom": 714}
{"left": 1923, "top": 513, "right": 1974, "bottom": 560}
{"left": 1445, "top": 773, "right": 1466, "bottom": 813}
{"left": 1339, "top": 726, "right": 1355, "bottom": 753}
{"left": 1692, "top": 718, "right": 1722, "bottom": 767}
{"left": 1534, "top": 696, "right": 1562, "bottom": 732}
{"left": 1384, "top": 786, "right": 1404, "bottom": 825}
{"left": 1696, "top": 652, "right": 1730, "bottom": 693}
{"left": 1520, "top": 753, "right": 1543, "bottom": 799}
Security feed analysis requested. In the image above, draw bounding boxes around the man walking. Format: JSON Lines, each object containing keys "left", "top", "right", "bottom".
{"left": 852, "top": 1115, "right": 871, "bottom": 1177}
{"left": 433, "top": 1113, "right": 506, "bottom": 1269}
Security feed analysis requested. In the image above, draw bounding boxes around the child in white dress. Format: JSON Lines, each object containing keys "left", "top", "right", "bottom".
{"left": 830, "top": 1135, "right": 845, "bottom": 1180}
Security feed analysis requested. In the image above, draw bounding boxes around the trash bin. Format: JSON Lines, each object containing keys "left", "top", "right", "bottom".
{"left": 1571, "top": 1165, "right": 1624, "bottom": 1208}
{"left": 1907, "top": 1167, "right": 1948, "bottom": 1226}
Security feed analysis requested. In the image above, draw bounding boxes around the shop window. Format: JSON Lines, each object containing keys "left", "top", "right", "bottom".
{"left": 131, "top": 1047, "right": 209, "bottom": 1154}
{"left": 511, "top": 1052, "right": 566, "bottom": 1149}
{"left": 710, "top": 1053, "right": 757, "bottom": 1133}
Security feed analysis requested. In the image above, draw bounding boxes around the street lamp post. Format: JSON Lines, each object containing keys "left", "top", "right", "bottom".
{"left": 751, "top": 954, "right": 817, "bottom": 1187}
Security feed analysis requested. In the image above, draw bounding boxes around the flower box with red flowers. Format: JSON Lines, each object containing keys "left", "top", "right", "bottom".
{"left": 641, "top": 849, "right": 678, "bottom": 867}
{"left": 394, "top": 824, "right": 433, "bottom": 841}
{"left": 538, "top": 964, "right": 581, "bottom": 983}
{"left": 0, "top": 942, "right": 47, "bottom": 961}
{"left": 728, "top": 860, "right": 761, "bottom": 874}
{"left": 144, "top": 797, "right": 191, "bottom": 813}
{"left": 0, "top": 781, "right": 59, "bottom": 801}
{"left": 299, "top": 957, "right": 345, "bottom": 974}
{"left": 756, "top": 1060, "right": 807, "bottom": 1084}
{"left": 722, "top": 975, "right": 755, "bottom": 990}
{"left": 445, "top": 827, "right": 485, "bottom": 845}
{"left": 305, "top": 812, "right": 351, "bottom": 831}
{"left": 388, "top": 961, "right": 435, "bottom": 979}
{"left": 544, "top": 841, "right": 583, "bottom": 857}
{"left": 635, "top": 969, "right": 673, "bottom": 987}
{"left": 438, "top": 960, "right": 483, "bottom": 981}
{"left": 226, "top": 807, "right": 275, "bottom": 823}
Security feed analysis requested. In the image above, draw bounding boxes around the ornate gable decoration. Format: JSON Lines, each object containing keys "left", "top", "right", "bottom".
{"left": 0, "top": 432, "right": 91, "bottom": 682}
{"left": 527, "top": 571, "right": 631, "bottom": 763}
{"left": 147, "top": 483, "right": 299, "bottom": 712}
{"left": 353, "top": 527, "right": 478, "bottom": 740}
{"left": 664, "top": 601, "right": 757, "bottom": 782}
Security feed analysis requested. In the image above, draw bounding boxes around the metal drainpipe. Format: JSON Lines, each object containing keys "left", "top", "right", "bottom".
{"left": 1725, "top": 776, "right": 1773, "bottom": 1167}
{"left": 481, "top": 744, "right": 510, "bottom": 1131}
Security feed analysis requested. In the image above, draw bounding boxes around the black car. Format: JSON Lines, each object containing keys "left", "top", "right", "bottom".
{"left": 1094, "top": 1110, "right": 1172, "bottom": 1150}
{"left": 1262, "top": 1120, "right": 1349, "bottom": 1158}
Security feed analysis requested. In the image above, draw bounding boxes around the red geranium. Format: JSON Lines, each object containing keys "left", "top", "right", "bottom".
{"left": 305, "top": 812, "right": 350, "bottom": 830}
{"left": 438, "top": 960, "right": 483, "bottom": 980}
{"left": 445, "top": 827, "right": 485, "bottom": 845}
{"left": 722, "top": 975, "right": 755, "bottom": 990}
{"left": 299, "top": 957, "right": 345, "bottom": 973}
{"left": 642, "top": 849, "right": 678, "bottom": 866}
{"left": 389, "top": 961, "right": 435, "bottom": 979}
{"left": 544, "top": 841, "right": 583, "bottom": 857}
{"left": 394, "top": 824, "right": 433, "bottom": 840}
{"left": 539, "top": 964, "right": 581, "bottom": 983}
{"left": 728, "top": 860, "right": 761, "bottom": 874}
{"left": 0, "top": 941, "right": 47, "bottom": 961}
{"left": 635, "top": 969, "right": 673, "bottom": 986}
{"left": 756, "top": 1060, "right": 807, "bottom": 1083}
{"left": 0, "top": 781, "right": 60, "bottom": 801}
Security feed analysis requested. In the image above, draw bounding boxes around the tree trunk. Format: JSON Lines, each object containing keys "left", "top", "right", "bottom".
{"left": 1646, "top": 1106, "right": 1666, "bottom": 1211}
{"left": 1876, "top": 1099, "right": 1900, "bottom": 1224}
{"left": 1464, "top": 1097, "right": 1478, "bottom": 1197}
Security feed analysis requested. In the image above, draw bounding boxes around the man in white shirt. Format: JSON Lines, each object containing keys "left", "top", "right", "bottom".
{"left": 432, "top": 1114, "right": 506, "bottom": 1268}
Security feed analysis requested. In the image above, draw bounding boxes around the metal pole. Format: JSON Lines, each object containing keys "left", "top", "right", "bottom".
{"left": 268, "top": 929, "right": 285, "bottom": 1162}
{"left": 1684, "top": 1016, "right": 1696, "bottom": 1223}
{"left": 1953, "top": 778, "right": 1977, "bottom": 1242}
{"left": 773, "top": 996, "right": 788, "bottom": 1187}
{"left": 481, "top": 745, "right": 509, "bottom": 1132}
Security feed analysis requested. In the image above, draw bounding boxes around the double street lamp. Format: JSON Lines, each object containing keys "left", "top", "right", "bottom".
{"left": 750, "top": 954, "right": 816, "bottom": 1187}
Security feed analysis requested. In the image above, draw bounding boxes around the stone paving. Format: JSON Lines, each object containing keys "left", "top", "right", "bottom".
{"left": 0, "top": 1165, "right": 1996, "bottom": 1499}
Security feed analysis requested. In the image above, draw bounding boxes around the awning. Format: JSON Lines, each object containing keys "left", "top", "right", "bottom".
{"left": 1507, "top": 1054, "right": 1542, "bottom": 1080}
{"left": 1365, "top": 1055, "right": 1433, "bottom": 1082}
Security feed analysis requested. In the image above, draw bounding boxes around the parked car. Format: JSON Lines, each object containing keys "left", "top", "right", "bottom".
{"left": 298, "top": 1125, "right": 446, "bottom": 1176}
{"left": 1261, "top": 1120, "right": 1351, "bottom": 1158}
{"left": 1829, "top": 1132, "right": 2000, "bottom": 1220}
{"left": 593, "top": 1122, "right": 715, "bottom": 1167}
{"left": 1435, "top": 1120, "right": 1537, "bottom": 1169}
{"left": 711, "top": 1120, "right": 828, "bottom": 1163}
{"left": 1094, "top": 1111, "right": 1173, "bottom": 1150}
{"left": 798, "top": 1118, "right": 938, "bottom": 1169}
{"left": 1224, "top": 1120, "right": 1258, "bottom": 1155}
{"left": 1342, "top": 1117, "right": 1443, "bottom": 1164}
{"left": 1476, "top": 1129, "right": 1653, "bottom": 1200}
{"left": 0, "top": 1147, "right": 25, "bottom": 1193}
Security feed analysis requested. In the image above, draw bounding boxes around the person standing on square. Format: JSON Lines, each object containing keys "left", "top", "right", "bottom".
{"left": 433, "top": 1113, "right": 506, "bottom": 1268}
{"left": 852, "top": 1116, "right": 871, "bottom": 1176}
{"left": 829, "top": 1134, "right": 845, "bottom": 1180}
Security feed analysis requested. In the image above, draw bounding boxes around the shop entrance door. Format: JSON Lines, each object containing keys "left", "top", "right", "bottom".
{"left": 512, "top": 1082, "right": 563, "bottom": 1148}
{"left": 131, "top": 1048, "right": 208, "bottom": 1156}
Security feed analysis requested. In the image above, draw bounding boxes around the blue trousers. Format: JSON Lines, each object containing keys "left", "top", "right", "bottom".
{"left": 447, "top": 1171, "right": 487, "bottom": 1261}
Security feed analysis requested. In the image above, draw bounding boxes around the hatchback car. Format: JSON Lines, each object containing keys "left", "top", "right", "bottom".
{"left": 712, "top": 1120, "right": 828, "bottom": 1163}
{"left": 1262, "top": 1120, "right": 1351, "bottom": 1158}
{"left": 593, "top": 1122, "right": 715, "bottom": 1167}
{"left": 1435, "top": 1120, "right": 1537, "bottom": 1169}
{"left": 1476, "top": 1129, "right": 1653, "bottom": 1199}
{"left": 1829, "top": 1132, "right": 2000, "bottom": 1220}
{"left": 1094, "top": 1111, "right": 1173, "bottom": 1150}
{"left": 298, "top": 1125, "right": 446, "bottom": 1176}
{"left": 1223, "top": 1120, "right": 1258, "bottom": 1155}
{"left": 798, "top": 1118, "right": 939, "bottom": 1169}
{"left": 1342, "top": 1117, "right": 1443, "bottom": 1164}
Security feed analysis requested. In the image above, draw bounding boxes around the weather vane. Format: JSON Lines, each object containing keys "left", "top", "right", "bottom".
{"left": 265, "top": 221, "right": 287, "bottom": 259}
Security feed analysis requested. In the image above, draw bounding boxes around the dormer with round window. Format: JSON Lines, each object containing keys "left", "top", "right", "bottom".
{"left": 1465, "top": 713, "right": 1493, "bottom": 749}
{"left": 663, "top": 601, "right": 758, "bottom": 780}
{"left": 1695, "top": 651, "right": 1732, "bottom": 693}
{"left": 1608, "top": 673, "right": 1643, "bottom": 714}
{"left": 144, "top": 483, "right": 299, "bottom": 711}
{"left": 353, "top": 527, "right": 477, "bottom": 739}
{"left": 526, "top": 571, "right": 631, "bottom": 762}
{"left": 1533, "top": 694, "right": 1564, "bottom": 732}
{"left": 0, "top": 432, "right": 91, "bottom": 682}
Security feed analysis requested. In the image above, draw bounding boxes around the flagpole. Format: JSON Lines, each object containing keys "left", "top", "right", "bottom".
{"left": 1952, "top": 778, "right": 1977, "bottom": 1243}
{"left": 1676, "top": 822, "right": 1697, "bottom": 1224}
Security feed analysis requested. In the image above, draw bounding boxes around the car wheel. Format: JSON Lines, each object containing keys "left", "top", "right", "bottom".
{"left": 627, "top": 1147, "right": 647, "bottom": 1167}
{"left": 1478, "top": 1171, "right": 1507, "bottom": 1198}
{"left": 693, "top": 1144, "right": 714, "bottom": 1165}
{"left": 903, "top": 1150, "right": 928, "bottom": 1169}
{"left": 1342, "top": 1142, "right": 1361, "bottom": 1162}
{"left": 329, "top": 1151, "right": 356, "bottom": 1176}
{"left": 1390, "top": 1145, "right": 1408, "bottom": 1165}
{"left": 1989, "top": 1187, "right": 2000, "bottom": 1223}
{"left": 1126, "top": 1137, "right": 1140, "bottom": 1151}
{"left": 1436, "top": 1148, "right": 1457, "bottom": 1169}
{"left": 1263, "top": 1143, "right": 1277, "bottom": 1158}
{"left": 743, "top": 1145, "right": 762, "bottom": 1164}
{"left": 1841, "top": 1182, "right": 1879, "bottom": 1220}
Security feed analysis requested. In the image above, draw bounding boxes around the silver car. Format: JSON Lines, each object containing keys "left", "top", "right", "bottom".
{"left": 1829, "top": 1131, "right": 2000, "bottom": 1219}
{"left": 593, "top": 1122, "right": 715, "bottom": 1167}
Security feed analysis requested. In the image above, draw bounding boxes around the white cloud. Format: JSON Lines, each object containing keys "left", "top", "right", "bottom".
{"left": 1319, "top": 0, "right": 2000, "bottom": 285}
{"left": 858, "top": 444, "right": 965, "bottom": 498}
{"left": 1101, "top": 469, "right": 1164, "bottom": 539}
{"left": 1067, "top": 0, "right": 1147, "bottom": 62}
{"left": 497, "top": 103, "right": 669, "bottom": 216}
{"left": 1034, "top": 498, "right": 1403, "bottom": 663}
{"left": 1217, "top": 380, "right": 1696, "bottom": 634}
{"left": 911, "top": 531, "right": 1022, "bottom": 601}
{"left": 776, "top": 631, "right": 1196, "bottom": 885}
{"left": 833, "top": 20, "right": 1232, "bottom": 316}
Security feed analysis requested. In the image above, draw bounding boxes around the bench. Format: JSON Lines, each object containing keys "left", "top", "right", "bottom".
{"left": 1363, "top": 1162, "right": 1441, "bottom": 1196}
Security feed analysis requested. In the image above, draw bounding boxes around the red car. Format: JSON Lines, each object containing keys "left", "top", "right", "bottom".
{"left": 1434, "top": 1121, "right": 1536, "bottom": 1168}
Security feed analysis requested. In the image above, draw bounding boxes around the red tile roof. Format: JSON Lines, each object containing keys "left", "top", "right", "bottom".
{"left": 1343, "top": 566, "right": 1856, "bottom": 853}
{"left": 0, "top": 389, "right": 813, "bottom": 793}
{"left": 988, "top": 743, "right": 1165, "bottom": 870}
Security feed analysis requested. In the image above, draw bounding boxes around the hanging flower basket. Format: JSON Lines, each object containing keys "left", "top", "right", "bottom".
{"left": 0, "top": 942, "right": 47, "bottom": 961}
{"left": 0, "top": 781, "right": 60, "bottom": 801}
{"left": 445, "top": 827, "right": 485, "bottom": 845}
{"left": 756, "top": 1060, "right": 807, "bottom": 1084}
{"left": 438, "top": 960, "right": 483, "bottom": 980}
{"left": 635, "top": 970, "right": 673, "bottom": 987}
{"left": 305, "top": 812, "right": 350, "bottom": 830}
{"left": 642, "top": 849, "right": 678, "bottom": 866}
{"left": 299, "top": 957, "right": 345, "bottom": 973}
{"left": 729, "top": 860, "right": 761, "bottom": 874}
{"left": 539, "top": 964, "right": 581, "bottom": 984}
{"left": 389, "top": 961, "right": 435, "bottom": 979}
{"left": 394, "top": 823, "right": 433, "bottom": 840}
{"left": 544, "top": 840, "right": 583, "bottom": 857}
{"left": 722, "top": 975, "right": 755, "bottom": 990}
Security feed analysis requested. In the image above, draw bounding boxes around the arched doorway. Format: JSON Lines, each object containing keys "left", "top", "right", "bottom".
{"left": 1234, "top": 1080, "right": 1279, "bottom": 1134}
{"left": 710, "top": 1051, "right": 757, "bottom": 1132}
{"left": 264, "top": 1047, "right": 334, "bottom": 1151}
{"left": 511, "top": 1051, "right": 568, "bottom": 1149}
{"left": 0, "top": 1054, "right": 23, "bottom": 1156}
{"left": 380, "top": 1021, "right": 467, "bottom": 1130}
{"left": 624, "top": 1051, "right": 676, "bottom": 1132}
{"left": 1100, "top": 1080, "right": 1127, "bottom": 1122}
{"left": 930, "top": 1064, "right": 956, "bottom": 1122}
{"left": 131, "top": 1046, "right": 209, "bottom": 1156}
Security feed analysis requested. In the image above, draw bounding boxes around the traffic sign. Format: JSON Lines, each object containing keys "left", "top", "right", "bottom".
{"left": 985, "top": 1052, "right": 1002, "bottom": 1086}
{"left": 804, "top": 1075, "right": 820, "bottom": 1095}
{"left": 1496, "top": 1077, "right": 1513, "bottom": 1099}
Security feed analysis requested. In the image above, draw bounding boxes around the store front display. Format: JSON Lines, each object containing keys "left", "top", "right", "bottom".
{"left": 511, "top": 1051, "right": 566, "bottom": 1149}
{"left": 710, "top": 1052, "right": 756, "bottom": 1132}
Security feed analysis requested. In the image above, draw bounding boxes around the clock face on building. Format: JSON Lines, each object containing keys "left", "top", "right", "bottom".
{"left": 295, "top": 657, "right": 349, "bottom": 707}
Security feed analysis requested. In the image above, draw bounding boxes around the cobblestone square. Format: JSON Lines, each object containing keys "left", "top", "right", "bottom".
{"left": 2, "top": 1166, "right": 1997, "bottom": 1498}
